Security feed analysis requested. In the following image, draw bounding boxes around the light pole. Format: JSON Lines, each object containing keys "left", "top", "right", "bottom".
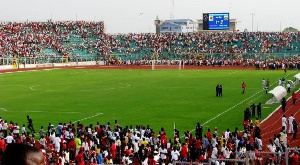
{"left": 250, "top": 13, "right": 255, "bottom": 32}
{"left": 139, "top": 13, "right": 143, "bottom": 33}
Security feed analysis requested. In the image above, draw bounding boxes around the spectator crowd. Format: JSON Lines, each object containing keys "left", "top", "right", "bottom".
{"left": 0, "top": 21, "right": 299, "bottom": 66}
{"left": 0, "top": 111, "right": 299, "bottom": 165}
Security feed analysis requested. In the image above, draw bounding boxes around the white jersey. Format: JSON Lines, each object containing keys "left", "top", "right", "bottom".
{"left": 282, "top": 117, "right": 287, "bottom": 127}
{"left": 171, "top": 150, "right": 179, "bottom": 161}
{"left": 288, "top": 116, "right": 295, "bottom": 125}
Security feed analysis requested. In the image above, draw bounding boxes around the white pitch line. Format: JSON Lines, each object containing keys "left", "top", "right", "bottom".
{"left": 0, "top": 108, "right": 7, "bottom": 111}
{"left": 79, "top": 83, "right": 131, "bottom": 91}
{"left": 73, "top": 113, "right": 103, "bottom": 123}
{"left": 26, "top": 111, "right": 43, "bottom": 113}
{"left": 54, "top": 112, "right": 80, "bottom": 114}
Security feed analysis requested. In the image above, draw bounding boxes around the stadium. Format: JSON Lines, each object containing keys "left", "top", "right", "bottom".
{"left": 0, "top": 1, "right": 300, "bottom": 165}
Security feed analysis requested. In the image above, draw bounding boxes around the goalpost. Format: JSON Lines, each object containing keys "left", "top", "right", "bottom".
{"left": 151, "top": 60, "right": 183, "bottom": 70}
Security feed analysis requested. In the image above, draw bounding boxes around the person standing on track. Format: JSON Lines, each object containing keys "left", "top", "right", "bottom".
{"left": 292, "top": 119, "right": 298, "bottom": 139}
{"left": 242, "top": 82, "right": 246, "bottom": 94}
{"left": 292, "top": 92, "right": 297, "bottom": 105}
{"left": 282, "top": 115, "right": 287, "bottom": 131}
{"left": 288, "top": 114, "right": 295, "bottom": 134}
{"left": 281, "top": 97, "right": 287, "bottom": 113}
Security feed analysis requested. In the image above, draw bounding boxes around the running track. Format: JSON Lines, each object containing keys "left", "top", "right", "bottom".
{"left": 260, "top": 91, "right": 300, "bottom": 148}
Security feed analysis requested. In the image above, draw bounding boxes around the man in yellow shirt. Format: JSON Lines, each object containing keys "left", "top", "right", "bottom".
{"left": 140, "top": 137, "right": 148, "bottom": 147}
{"left": 75, "top": 136, "right": 81, "bottom": 156}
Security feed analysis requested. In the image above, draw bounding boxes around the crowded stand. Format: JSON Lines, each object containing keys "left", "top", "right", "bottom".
{"left": 0, "top": 21, "right": 299, "bottom": 64}
{"left": 0, "top": 115, "right": 299, "bottom": 165}
{"left": 0, "top": 21, "right": 300, "bottom": 165}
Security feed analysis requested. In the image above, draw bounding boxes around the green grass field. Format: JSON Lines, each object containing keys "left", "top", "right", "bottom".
{"left": 0, "top": 69, "right": 299, "bottom": 137}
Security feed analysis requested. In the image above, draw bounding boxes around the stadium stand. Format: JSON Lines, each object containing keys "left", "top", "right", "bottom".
{"left": 0, "top": 22, "right": 299, "bottom": 62}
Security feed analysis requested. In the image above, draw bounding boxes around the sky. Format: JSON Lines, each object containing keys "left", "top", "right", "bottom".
{"left": 0, "top": 0, "right": 299, "bottom": 34}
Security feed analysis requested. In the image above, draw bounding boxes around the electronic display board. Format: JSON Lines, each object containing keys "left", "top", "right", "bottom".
{"left": 203, "top": 13, "right": 229, "bottom": 30}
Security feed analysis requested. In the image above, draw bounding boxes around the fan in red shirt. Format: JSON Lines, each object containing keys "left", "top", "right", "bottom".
{"left": 180, "top": 143, "right": 188, "bottom": 161}
{"left": 148, "top": 154, "right": 156, "bottom": 165}
{"left": 206, "top": 128, "right": 212, "bottom": 143}
{"left": 195, "top": 138, "right": 202, "bottom": 152}
{"left": 68, "top": 138, "right": 76, "bottom": 160}
{"left": 160, "top": 133, "right": 167, "bottom": 148}
{"left": 75, "top": 149, "right": 85, "bottom": 165}
{"left": 291, "top": 151, "right": 299, "bottom": 165}
{"left": 110, "top": 141, "right": 116, "bottom": 160}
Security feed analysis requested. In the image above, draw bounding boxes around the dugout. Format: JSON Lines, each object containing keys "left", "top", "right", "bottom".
{"left": 294, "top": 73, "right": 300, "bottom": 85}
{"left": 266, "top": 86, "right": 287, "bottom": 104}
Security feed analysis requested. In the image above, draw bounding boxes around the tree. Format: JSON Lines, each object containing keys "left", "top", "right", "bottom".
{"left": 283, "top": 27, "right": 298, "bottom": 32}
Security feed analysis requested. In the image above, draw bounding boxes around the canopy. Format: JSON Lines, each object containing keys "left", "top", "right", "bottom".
{"left": 268, "top": 86, "right": 287, "bottom": 102}
{"left": 294, "top": 73, "right": 300, "bottom": 80}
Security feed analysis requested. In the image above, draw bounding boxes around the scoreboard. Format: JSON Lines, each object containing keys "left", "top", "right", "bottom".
{"left": 203, "top": 13, "right": 229, "bottom": 30}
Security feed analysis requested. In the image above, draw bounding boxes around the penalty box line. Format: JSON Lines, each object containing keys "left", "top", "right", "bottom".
{"left": 73, "top": 113, "right": 103, "bottom": 123}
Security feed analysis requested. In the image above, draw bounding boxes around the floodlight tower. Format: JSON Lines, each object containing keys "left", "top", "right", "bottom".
{"left": 250, "top": 13, "right": 255, "bottom": 32}
{"left": 170, "top": 0, "right": 175, "bottom": 20}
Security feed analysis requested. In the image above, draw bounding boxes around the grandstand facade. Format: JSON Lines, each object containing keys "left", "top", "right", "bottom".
{"left": 155, "top": 19, "right": 197, "bottom": 33}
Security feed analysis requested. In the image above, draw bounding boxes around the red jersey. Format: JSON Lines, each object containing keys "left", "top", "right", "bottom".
{"left": 75, "top": 152, "right": 84, "bottom": 165}
{"left": 206, "top": 132, "right": 212, "bottom": 141}
{"left": 0, "top": 139, "right": 5, "bottom": 150}
{"left": 196, "top": 139, "right": 201, "bottom": 149}
{"left": 110, "top": 143, "right": 116, "bottom": 159}
{"left": 242, "top": 83, "right": 246, "bottom": 89}
{"left": 292, "top": 93, "right": 297, "bottom": 99}
{"left": 180, "top": 145, "right": 188, "bottom": 159}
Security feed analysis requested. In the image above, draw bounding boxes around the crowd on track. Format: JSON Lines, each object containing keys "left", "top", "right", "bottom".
{"left": 0, "top": 21, "right": 299, "bottom": 61}
{"left": 0, "top": 106, "right": 299, "bottom": 165}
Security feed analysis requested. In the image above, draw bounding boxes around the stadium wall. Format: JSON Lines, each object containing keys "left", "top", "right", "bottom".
{"left": 0, "top": 61, "right": 104, "bottom": 70}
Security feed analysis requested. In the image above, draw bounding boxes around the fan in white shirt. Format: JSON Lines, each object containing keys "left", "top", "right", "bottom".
{"left": 171, "top": 148, "right": 180, "bottom": 161}
{"left": 5, "top": 133, "right": 14, "bottom": 144}
{"left": 159, "top": 146, "right": 167, "bottom": 161}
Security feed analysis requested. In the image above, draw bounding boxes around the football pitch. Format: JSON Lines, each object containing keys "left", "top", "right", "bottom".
{"left": 0, "top": 69, "right": 298, "bottom": 137}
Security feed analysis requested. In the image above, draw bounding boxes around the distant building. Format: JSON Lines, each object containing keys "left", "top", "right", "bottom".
{"left": 155, "top": 18, "right": 197, "bottom": 34}
{"left": 197, "top": 19, "right": 238, "bottom": 31}
{"left": 154, "top": 17, "right": 238, "bottom": 33}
